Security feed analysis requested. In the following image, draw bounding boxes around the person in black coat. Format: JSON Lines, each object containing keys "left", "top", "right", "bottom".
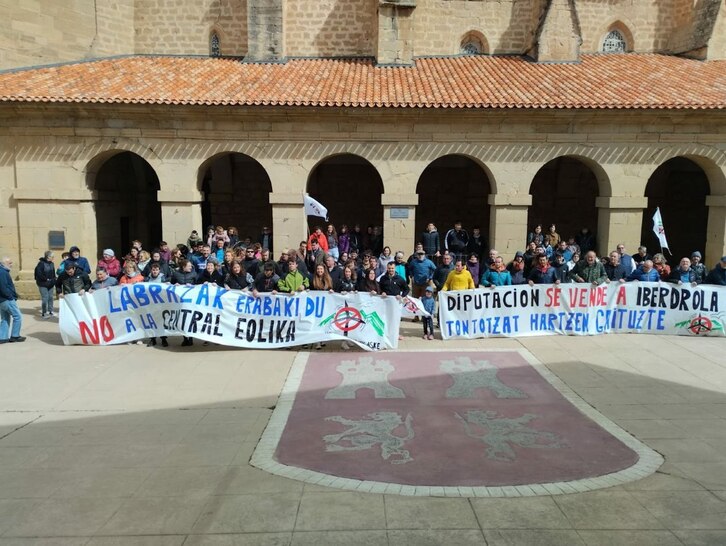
{"left": 379, "top": 262, "right": 409, "bottom": 298}
{"left": 34, "top": 251, "right": 57, "bottom": 318}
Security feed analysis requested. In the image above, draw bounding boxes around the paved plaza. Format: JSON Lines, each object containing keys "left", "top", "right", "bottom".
{"left": 1, "top": 300, "right": 726, "bottom": 545}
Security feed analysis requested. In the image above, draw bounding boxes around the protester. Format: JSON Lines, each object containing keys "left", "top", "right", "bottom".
{"left": 34, "top": 250, "right": 56, "bottom": 318}
{"left": 0, "top": 256, "right": 24, "bottom": 343}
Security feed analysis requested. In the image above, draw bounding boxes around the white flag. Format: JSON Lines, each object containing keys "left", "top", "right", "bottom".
{"left": 652, "top": 207, "right": 670, "bottom": 251}
{"left": 303, "top": 194, "right": 328, "bottom": 220}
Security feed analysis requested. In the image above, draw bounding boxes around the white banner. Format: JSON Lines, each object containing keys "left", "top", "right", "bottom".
{"left": 59, "top": 284, "right": 402, "bottom": 351}
{"left": 439, "top": 283, "right": 726, "bottom": 339}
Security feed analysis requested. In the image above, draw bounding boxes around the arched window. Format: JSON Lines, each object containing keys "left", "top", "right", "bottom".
{"left": 460, "top": 32, "right": 486, "bottom": 55}
{"left": 602, "top": 30, "right": 627, "bottom": 53}
{"left": 461, "top": 40, "right": 482, "bottom": 55}
{"left": 210, "top": 32, "right": 221, "bottom": 57}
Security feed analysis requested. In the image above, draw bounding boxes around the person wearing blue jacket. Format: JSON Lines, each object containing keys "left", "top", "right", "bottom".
{"left": 421, "top": 286, "right": 436, "bottom": 340}
{"left": 68, "top": 246, "right": 91, "bottom": 275}
{"left": 627, "top": 260, "right": 660, "bottom": 282}
{"left": 0, "top": 256, "right": 24, "bottom": 343}
{"left": 481, "top": 256, "right": 513, "bottom": 287}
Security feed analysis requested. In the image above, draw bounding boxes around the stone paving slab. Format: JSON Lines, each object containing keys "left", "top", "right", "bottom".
{"left": 0, "top": 301, "right": 725, "bottom": 544}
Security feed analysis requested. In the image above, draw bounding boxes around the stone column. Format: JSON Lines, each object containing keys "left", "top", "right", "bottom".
{"left": 382, "top": 193, "right": 418, "bottom": 254}
{"left": 595, "top": 196, "right": 648, "bottom": 257}
{"left": 157, "top": 190, "right": 204, "bottom": 248}
{"left": 377, "top": 1, "right": 416, "bottom": 65}
{"left": 13, "top": 188, "right": 97, "bottom": 297}
{"left": 270, "top": 193, "right": 307, "bottom": 254}
{"left": 705, "top": 195, "right": 726, "bottom": 263}
{"left": 488, "top": 194, "right": 531, "bottom": 257}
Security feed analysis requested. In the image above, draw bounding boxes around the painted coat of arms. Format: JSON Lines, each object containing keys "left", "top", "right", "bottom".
{"left": 252, "top": 351, "right": 661, "bottom": 495}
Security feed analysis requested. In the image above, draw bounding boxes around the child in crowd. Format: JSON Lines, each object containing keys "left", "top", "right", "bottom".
{"left": 421, "top": 286, "right": 435, "bottom": 340}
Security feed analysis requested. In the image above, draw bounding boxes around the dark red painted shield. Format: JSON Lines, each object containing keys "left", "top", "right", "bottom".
{"left": 273, "top": 351, "right": 640, "bottom": 487}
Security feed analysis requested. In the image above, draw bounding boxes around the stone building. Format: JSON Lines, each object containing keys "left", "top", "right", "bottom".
{"left": 0, "top": 0, "right": 725, "bottom": 295}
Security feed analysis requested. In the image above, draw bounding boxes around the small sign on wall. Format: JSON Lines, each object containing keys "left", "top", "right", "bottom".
{"left": 390, "top": 207, "right": 410, "bottom": 219}
{"left": 48, "top": 231, "right": 65, "bottom": 249}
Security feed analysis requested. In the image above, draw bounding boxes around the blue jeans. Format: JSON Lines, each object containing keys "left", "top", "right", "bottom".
{"left": 0, "top": 300, "right": 22, "bottom": 340}
{"left": 39, "top": 286, "right": 54, "bottom": 315}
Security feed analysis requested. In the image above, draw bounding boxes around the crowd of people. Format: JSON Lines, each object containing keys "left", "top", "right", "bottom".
{"left": 1, "top": 219, "right": 725, "bottom": 345}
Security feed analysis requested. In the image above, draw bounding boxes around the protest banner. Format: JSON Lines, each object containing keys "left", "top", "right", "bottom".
{"left": 59, "top": 284, "right": 402, "bottom": 351}
{"left": 400, "top": 296, "right": 432, "bottom": 318}
{"left": 439, "top": 282, "right": 726, "bottom": 340}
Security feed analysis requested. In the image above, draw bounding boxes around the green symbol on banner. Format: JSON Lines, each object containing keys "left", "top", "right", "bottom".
{"left": 320, "top": 305, "right": 386, "bottom": 337}
{"left": 675, "top": 314, "right": 724, "bottom": 336}
{"left": 361, "top": 310, "right": 385, "bottom": 337}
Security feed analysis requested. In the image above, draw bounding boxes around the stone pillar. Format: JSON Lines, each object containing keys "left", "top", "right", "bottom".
{"left": 488, "top": 194, "right": 531, "bottom": 258}
{"left": 13, "top": 188, "right": 97, "bottom": 298}
{"left": 595, "top": 196, "right": 648, "bottom": 257}
{"left": 382, "top": 193, "right": 418, "bottom": 254}
{"left": 705, "top": 195, "right": 726, "bottom": 264}
{"left": 157, "top": 190, "right": 204, "bottom": 248}
{"left": 270, "top": 193, "right": 307, "bottom": 254}
{"left": 532, "top": 0, "right": 581, "bottom": 62}
{"left": 377, "top": 0, "right": 416, "bottom": 65}
{"left": 246, "top": 0, "right": 285, "bottom": 62}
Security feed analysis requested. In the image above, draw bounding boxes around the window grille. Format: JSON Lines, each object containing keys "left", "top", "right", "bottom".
{"left": 602, "top": 30, "right": 626, "bottom": 53}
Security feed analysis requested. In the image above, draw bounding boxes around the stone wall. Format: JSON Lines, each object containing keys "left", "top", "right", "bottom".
{"left": 1, "top": 104, "right": 725, "bottom": 297}
{"left": 134, "top": 0, "right": 248, "bottom": 56}
{"left": 0, "top": 0, "right": 134, "bottom": 70}
{"left": 413, "top": 0, "right": 545, "bottom": 56}
{"left": 285, "top": 0, "right": 376, "bottom": 58}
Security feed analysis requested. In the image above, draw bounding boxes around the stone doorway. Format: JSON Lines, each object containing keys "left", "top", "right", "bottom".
{"left": 306, "top": 154, "right": 384, "bottom": 250}
{"left": 416, "top": 155, "right": 491, "bottom": 254}
{"left": 92, "top": 151, "right": 161, "bottom": 257}
{"left": 641, "top": 157, "right": 709, "bottom": 262}
{"left": 528, "top": 157, "right": 600, "bottom": 251}
{"left": 200, "top": 153, "right": 273, "bottom": 244}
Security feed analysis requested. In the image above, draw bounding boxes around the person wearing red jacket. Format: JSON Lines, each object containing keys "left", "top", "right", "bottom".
{"left": 307, "top": 226, "right": 329, "bottom": 252}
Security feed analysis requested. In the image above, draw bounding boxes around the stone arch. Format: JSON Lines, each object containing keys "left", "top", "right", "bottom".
{"left": 460, "top": 30, "right": 489, "bottom": 55}
{"left": 640, "top": 156, "right": 712, "bottom": 262}
{"left": 599, "top": 20, "right": 635, "bottom": 52}
{"left": 416, "top": 154, "right": 493, "bottom": 254}
{"left": 306, "top": 153, "right": 384, "bottom": 252}
{"left": 197, "top": 152, "right": 273, "bottom": 244}
{"left": 528, "top": 156, "right": 604, "bottom": 250}
{"left": 86, "top": 150, "right": 162, "bottom": 258}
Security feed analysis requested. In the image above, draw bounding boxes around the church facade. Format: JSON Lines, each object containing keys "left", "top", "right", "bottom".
{"left": 0, "top": 0, "right": 725, "bottom": 295}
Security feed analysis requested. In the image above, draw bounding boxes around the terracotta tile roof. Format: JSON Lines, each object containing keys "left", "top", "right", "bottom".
{"left": 0, "top": 54, "right": 724, "bottom": 110}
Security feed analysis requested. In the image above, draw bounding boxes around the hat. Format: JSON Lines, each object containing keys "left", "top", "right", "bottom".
{"left": 515, "top": 251, "right": 524, "bottom": 258}
{"left": 69, "top": 246, "right": 80, "bottom": 253}
{"left": 691, "top": 251, "right": 701, "bottom": 258}
{"left": 64, "top": 259, "right": 77, "bottom": 269}
{"left": 207, "top": 257, "right": 219, "bottom": 265}
{"left": 103, "top": 249, "right": 115, "bottom": 257}
{"left": 425, "top": 286, "right": 433, "bottom": 293}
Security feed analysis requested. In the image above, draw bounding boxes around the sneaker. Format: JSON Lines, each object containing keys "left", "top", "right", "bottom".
{"left": 428, "top": 334, "right": 434, "bottom": 340}
{"left": 161, "top": 338, "right": 169, "bottom": 347}
{"left": 181, "top": 339, "right": 191, "bottom": 347}
{"left": 422, "top": 334, "right": 428, "bottom": 340}
{"left": 147, "top": 338, "right": 156, "bottom": 347}
{"left": 49, "top": 312, "right": 55, "bottom": 317}
{"left": 9, "top": 336, "right": 26, "bottom": 343}
{"left": 40, "top": 312, "right": 46, "bottom": 318}
{"left": 413, "top": 316, "right": 420, "bottom": 322}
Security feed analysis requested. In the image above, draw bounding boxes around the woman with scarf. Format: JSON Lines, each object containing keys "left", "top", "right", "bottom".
{"left": 481, "top": 256, "right": 512, "bottom": 287}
